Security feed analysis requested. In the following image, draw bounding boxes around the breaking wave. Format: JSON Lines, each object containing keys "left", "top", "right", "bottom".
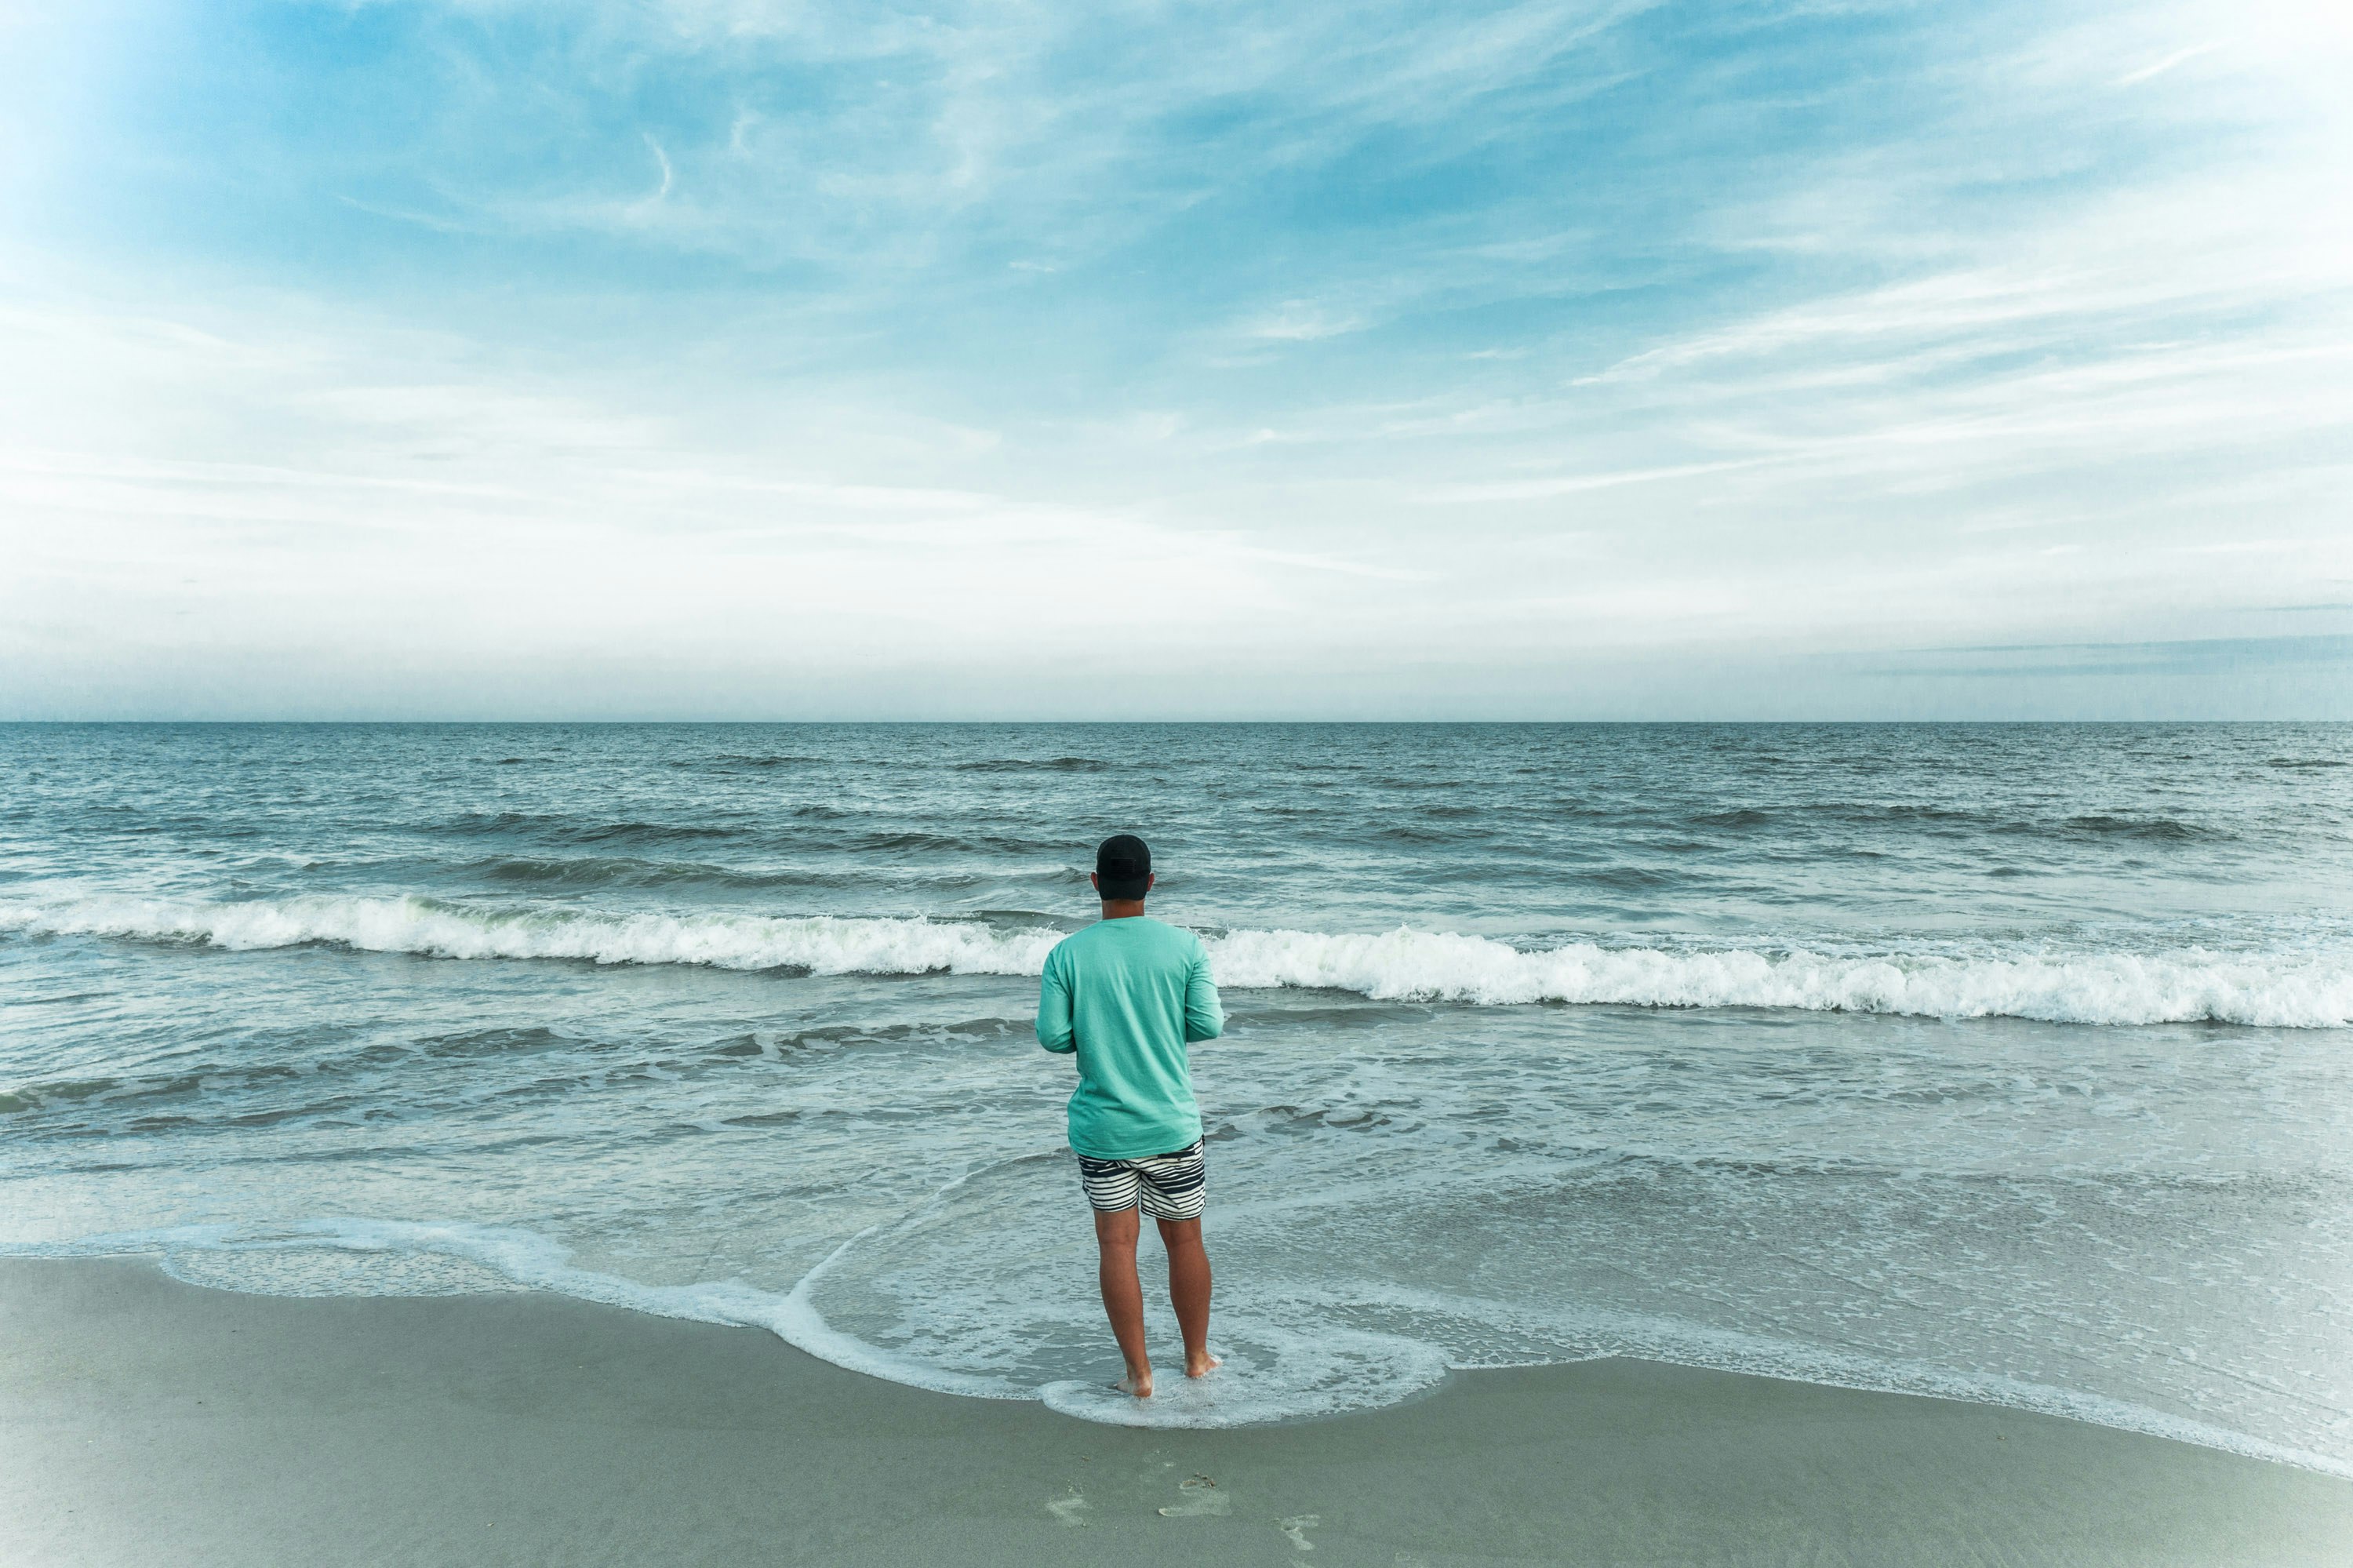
{"left": 1208, "top": 927, "right": 2353, "bottom": 1027}
{"left": 5, "top": 893, "right": 2349, "bottom": 1027}
{"left": 0, "top": 893, "right": 1065, "bottom": 979}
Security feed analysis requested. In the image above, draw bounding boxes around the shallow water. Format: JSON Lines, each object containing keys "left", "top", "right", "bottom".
{"left": 2, "top": 723, "right": 2348, "bottom": 1464}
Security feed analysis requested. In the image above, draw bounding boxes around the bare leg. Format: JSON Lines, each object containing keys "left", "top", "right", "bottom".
{"left": 1155, "top": 1216, "right": 1219, "bottom": 1377}
{"left": 1093, "top": 1206, "right": 1152, "bottom": 1397}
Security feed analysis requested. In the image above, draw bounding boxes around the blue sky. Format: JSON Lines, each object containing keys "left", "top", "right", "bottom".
{"left": 2, "top": 0, "right": 2348, "bottom": 718}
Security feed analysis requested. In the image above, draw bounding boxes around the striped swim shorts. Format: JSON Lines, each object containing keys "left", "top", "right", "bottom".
{"left": 1076, "top": 1138, "right": 1207, "bottom": 1221}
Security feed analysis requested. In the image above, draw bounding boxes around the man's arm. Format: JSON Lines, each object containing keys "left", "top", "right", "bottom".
{"left": 1036, "top": 952, "right": 1076, "bottom": 1053}
{"left": 1183, "top": 948, "right": 1224, "bottom": 1042}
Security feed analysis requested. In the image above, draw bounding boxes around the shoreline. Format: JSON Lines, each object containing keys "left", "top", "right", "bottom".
{"left": 6, "top": 1258, "right": 2351, "bottom": 1566}
{"left": 18, "top": 1230, "right": 2342, "bottom": 1475}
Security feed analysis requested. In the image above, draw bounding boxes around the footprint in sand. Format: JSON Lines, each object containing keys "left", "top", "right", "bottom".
{"left": 1278, "top": 1513, "right": 1321, "bottom": 1550}
{"left": 1046, "top": 1491, "right": 1090, "bottom": 1527}
{"left": 1157, "top": 1474, "right": 1231, "bottom": 1517}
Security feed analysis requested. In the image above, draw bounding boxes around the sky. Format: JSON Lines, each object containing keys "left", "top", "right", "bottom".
{"left": 2, "top": 0, "right": 2349, "bottom": 719}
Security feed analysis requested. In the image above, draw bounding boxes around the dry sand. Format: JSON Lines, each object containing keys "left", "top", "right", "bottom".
{"left": 5, "top": 1257, "right": 2348, "bottom": 1566}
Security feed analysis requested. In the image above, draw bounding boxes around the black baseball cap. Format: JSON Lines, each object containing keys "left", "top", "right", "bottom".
{"left": 1095, "top": 834, "right": 1151, "bottom": 899}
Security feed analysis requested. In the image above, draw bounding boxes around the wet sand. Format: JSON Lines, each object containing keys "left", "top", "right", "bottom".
{"left": 4, "top": 1257, "right": 2348, "bottom": 1566}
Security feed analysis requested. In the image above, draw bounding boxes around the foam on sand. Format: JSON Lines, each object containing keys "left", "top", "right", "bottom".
{"left": 5, "top": 892, "right": 2349, "bottom": 1027}
{"left": 7, "top": 1217, "right": 2350, "bottom": 1479}
{"left": 16, "top": 1254, "right": 2353, "bottom": 1566}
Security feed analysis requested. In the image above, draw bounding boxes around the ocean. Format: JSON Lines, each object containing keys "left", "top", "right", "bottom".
{"left": 2, "top": 722, "right": 2348, "bottom": 1465}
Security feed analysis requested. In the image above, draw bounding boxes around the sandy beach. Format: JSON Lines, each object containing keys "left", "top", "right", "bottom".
{"left": 3, "top": 1257, "right": 2347, "bottom": 1566}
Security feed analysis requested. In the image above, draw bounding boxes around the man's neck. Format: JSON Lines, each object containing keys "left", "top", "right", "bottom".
{"left": 1098, "top": 901, "right": 1149, "bottom": 921}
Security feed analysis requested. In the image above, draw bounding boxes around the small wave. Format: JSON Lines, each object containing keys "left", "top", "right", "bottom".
{"left": 847, "top": 831, "right": 1061, "bottom": 855}
{"left": 2057, "top": 814, "right": 2206, "bottom": 841}
{"left": 696, "top": 755, "right": 823, "bottom": 769}
{"left": 416, "top": 1025, "right": 569, "bottom": 1058}
{"left": 1, "top": 1076, "right": 120, "bottom": 1111}
{"left": 950, "top": 757, "right": 1111, "bottom": 773}
{"left": 431, "top": 811, "right": 751, "bottom": 846}
{"left": 5, "top": 895, "right": 2350, "bottom": 1027}
{"left": 1366, "top": 825, "right": 1456, "bottom": 844}
{"left": 1681, "top": 804, "right": 2223, "bottom": 840}
{"left": 464, "top": 855, "right": 855, "bottom": 892}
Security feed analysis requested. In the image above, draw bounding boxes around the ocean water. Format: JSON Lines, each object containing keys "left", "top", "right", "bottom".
{"left": 3, "top": 723, "right": 2350, "bottom": 1464}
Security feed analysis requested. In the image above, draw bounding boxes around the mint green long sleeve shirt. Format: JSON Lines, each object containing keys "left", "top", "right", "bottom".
{"left": 1035, "top": 916, "right": 1224, "bottom": 1159}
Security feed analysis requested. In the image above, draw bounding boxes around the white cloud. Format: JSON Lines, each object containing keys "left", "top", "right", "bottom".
{"left": 2116, "top": 41, "right": 2220, "bottom": 86}
{"left": 3, "top": 0, "right": 2351, "bottom": 715}
{"left": 1246, "top": 303, "right": 1366, "bottom": 342}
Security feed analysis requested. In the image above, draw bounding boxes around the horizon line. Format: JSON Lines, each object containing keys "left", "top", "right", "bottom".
{"left": 5, "top": 716, "right": 2348, "bottom": 728}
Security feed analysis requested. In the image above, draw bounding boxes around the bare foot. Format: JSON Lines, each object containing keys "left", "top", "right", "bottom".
{"left": 1184, "top": 1353, "right": 1221, "bottom": 1379}
{"left": 1115, "top": 1369, "right": 1154, "bottom": 1399}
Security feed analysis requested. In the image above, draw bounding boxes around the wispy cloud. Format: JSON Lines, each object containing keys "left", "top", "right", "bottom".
{"left": 1246, "top": 303, "right": 1367, "bottom": 343}
{"left": 640, "top": 135, "right": 675, "bottom": 202}
{"left": 1417, "top": 460, "right": 1770, "bottom": 504}
{"left": 1872, "top": 632, "right": 2353, "bottom": 678}
{"left": 2118, "top": 41, "right": 2220, "bottom": 85}
{"left": 1, "top": 0, "right": 2349, "bottom": 715}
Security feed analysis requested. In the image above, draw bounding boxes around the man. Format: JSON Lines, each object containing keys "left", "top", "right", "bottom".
{"left": 1035, "top": 833, "right": 1224, "bottom": 1398}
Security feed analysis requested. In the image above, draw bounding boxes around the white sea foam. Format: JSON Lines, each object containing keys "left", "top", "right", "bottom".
{"left": 3, "top": 1220, "right": 1031, "bottom": 1402}
{"left": 5, "top": 893, "right": 2349, "bottom": 1027}
{"left": 1208, "top": 926, "right": 2353, "bottom": 1028}
{"left": 6, "top": 1221, "right": 2348, "bottom": 1475}
{"left": 0, "top": 893, "right": 1067, "bottom": 979}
